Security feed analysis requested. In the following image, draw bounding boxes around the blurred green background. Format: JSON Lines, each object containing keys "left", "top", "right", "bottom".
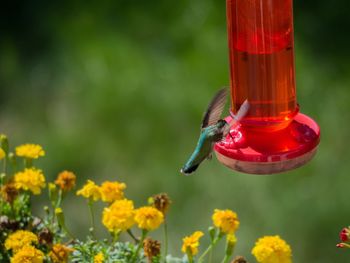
{"left": 1, "top": 0, "right": 350, "bottom": 262}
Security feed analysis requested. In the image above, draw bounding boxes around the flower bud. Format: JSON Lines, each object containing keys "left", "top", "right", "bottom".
{"left": 340, "top": 227, "right": 350, "bottom": 242}
{"left": 208, "top": 226, "right": 216, "bottom": 241}
{"left": 225, "top": 234, "right": 237, "bottom": 257}
{"left": 55, "top": 207, "right": 65, "bottom": 226}
{"left": 0, "top": 134, "right": 9, "bottom": 154}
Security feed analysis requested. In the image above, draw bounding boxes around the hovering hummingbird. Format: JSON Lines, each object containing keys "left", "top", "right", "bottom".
{"left": 180, "top": 88, "right": 249, "bottom": 175}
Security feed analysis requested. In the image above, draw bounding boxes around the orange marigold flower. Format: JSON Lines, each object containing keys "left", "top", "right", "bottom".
{"left": 100, "top": 181, "right": 126, "bottom": 203}
{"left": 212, "top": 209, "right": 240, "bottom": 234}
{"left": 55, "top": 171, "right": 76, "bottom": 191}
{"left": 49, "top": 244, "right": 74, "bottom": 263}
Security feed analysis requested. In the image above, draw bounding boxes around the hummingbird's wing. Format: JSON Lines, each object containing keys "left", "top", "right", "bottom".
{"left": 201, "top": 88, "right": 228, "bottom": 129}
{"left": 223, "top": 99, "right": 250, "bottom": 136}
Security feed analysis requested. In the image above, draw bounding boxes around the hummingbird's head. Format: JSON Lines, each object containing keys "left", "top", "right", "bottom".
{"left": 216, "top": 119, "right": 227, "bottom": 128}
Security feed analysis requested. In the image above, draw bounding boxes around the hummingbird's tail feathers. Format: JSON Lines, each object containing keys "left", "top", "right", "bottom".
{"left": 180, "top": 164, "right": 200, "bottom": 175}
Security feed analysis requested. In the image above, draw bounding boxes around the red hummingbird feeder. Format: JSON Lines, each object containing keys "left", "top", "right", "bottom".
{"left": 214, "top": 0, "right": 320, "bottom": 174}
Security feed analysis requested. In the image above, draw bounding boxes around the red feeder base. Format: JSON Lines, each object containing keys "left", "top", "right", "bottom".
{"left": 214, "top": 113, "right": 320, "bottom": 174}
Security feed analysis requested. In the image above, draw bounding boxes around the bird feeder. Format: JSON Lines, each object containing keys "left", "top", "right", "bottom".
{"left": 214, "top": 0, "right": 320, "bottom": 174}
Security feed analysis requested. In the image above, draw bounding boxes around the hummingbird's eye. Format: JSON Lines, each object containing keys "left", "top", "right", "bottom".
{"left": 217, "top": 120, "right": 227, "bottom": 128}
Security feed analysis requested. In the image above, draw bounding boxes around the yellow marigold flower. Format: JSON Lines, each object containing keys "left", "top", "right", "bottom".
{"left": 181, "top": 231, "right": 204, "bottom": 256}
{"left": 134, "top": 206, "right": 164, "bottom": 231}
{"left": 102, "top": 199, "right": 135, "bottom": 232}
{"left": 55, "top": 171, "right": 76, "bottom": 191}
{"left": 0, "top": 147, "right": 5, "bottom": 160}
{"left": 212, "top": 209, "right": 240, "bottom": 234}
{"left": 15, "top": 144, "right": 45, "bottom": 159}
{"left": 94, "top": 252, "right": 105, "bottom": 263}
{"left": 49, "top": 244, "right": 74, "bottom": 263}
{"left": 100, "top": 181, "right": 126, "bottom": 203}
{"left": 76, "top": 180, "right": 101, "bottom": 201}
{"left": 14, "top": 168, "right": 46, "bottom": 195}
{"left": 252, "top": 235, "right": 292, "bottom": 263}
{"left": 11, "top": 246, "right": 44, "bottom": 263}
{"left": 5, "top": 230, "right": 38, "bottom": 252}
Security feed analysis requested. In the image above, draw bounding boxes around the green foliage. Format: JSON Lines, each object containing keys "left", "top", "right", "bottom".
{"left": 71, "top": 239, "right": 135, "bottom": 263}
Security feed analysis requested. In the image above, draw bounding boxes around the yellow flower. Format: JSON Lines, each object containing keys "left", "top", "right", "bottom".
{"left": 252, "top": 235, "right": 292, "bottom": 263}
{"left": 15, "top": 144, "right": 45, "bottom": 159}
{"left": 11, "top": 246, "right": 44, "bottom": 263}
{"left": 94, "top": 252, "right": 105, "bottom": 263}
{"left": 14, "top": 168, "right": 46, "bottom": 195}
{"left": 212, "top": 209, "right": 240, "bottom": 234}
{"left": 0, "top": 147, "right": 5, "bottom": 160}
{"left": 181, "top": 231, "right": 204, "bottom": 256}
{"left": 49, "top": 244, "right": 74, "bottom": 263}
{"left": 5, "top": 230, "right": 38, "bottom": 252}
{"left": 55, "top": 171, "right": 76, "bottom": 191}
{"left": 76, "top": 180, "right": 101, "bottom": 201}
{"left": 134, "top": 206, "right": 164, "bottom": 231}
{"left": 100, "top": 181, "right": 126, "bottom": 203}
{"left": 102, "top": 199, "right": 135, "bottom": 232}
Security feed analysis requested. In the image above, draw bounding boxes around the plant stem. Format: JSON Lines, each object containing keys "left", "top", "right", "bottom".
{"left": 56, "top": 189, "right": 63, "bottom": 208}
{"left": 88, "top": 199, "right": 96, "bottom": 238}
{"left": 221, "top": 255, "right": 230, "bottom": 263}
{"left": 131, "top": 229, "right": 147, "bottom": 263}
{"left": 24, "top": 158, "right": 32, "bottom": 168}
{"left": 186, "top": 251, "right": 194, "bottom": 263}
{"left": 63, "top": 224, "right": 75, "bottom": 239}
{"left": 127, "top": 229, "right": 140, "bottom": 243}
{"left": 113, "top": 230, "right": 121, "bottom": 243}
{"left": 163, "top": 219, "right": 169, "bottom": 262}
{"left": 198, "top": 233, "right": 224, "bottom": 263}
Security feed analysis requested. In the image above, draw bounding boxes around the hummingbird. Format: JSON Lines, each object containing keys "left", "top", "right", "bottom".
{"left": 180, "top": 88, "right": 249, "bottom": 175}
